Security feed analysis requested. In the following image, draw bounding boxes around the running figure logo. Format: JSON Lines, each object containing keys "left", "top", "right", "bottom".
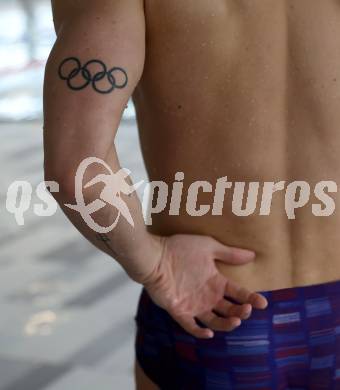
{"left": 65, "top": 157, "right": 144, "bottom": 233}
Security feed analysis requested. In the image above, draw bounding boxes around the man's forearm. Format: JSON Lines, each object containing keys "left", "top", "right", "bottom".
{"left": 50, "top": 146, "right": 163, "bottom": 284}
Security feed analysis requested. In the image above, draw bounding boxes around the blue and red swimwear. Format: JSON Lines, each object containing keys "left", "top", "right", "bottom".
{"left": 135, "top": 279, "right": 340, "bottom": 389}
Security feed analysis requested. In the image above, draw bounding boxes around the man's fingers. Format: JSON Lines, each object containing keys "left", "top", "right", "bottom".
{"left": 176, "top": 314, "right": 214, "bottom": 339}
{"left": 214, "top": 299, "right": 252, "bottom": 320}
{"left": 197, "top": 312, "right": 241, "bottom": 332}
{"left": 213, "top": 242, "right": 256, "bottom": 265}
{"left": 225, "top": 279, "right": 268, "bottom": 309}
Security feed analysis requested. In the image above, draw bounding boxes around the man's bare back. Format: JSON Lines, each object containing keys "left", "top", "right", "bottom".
{"left": 131, "top": 0, "right": 340, "bottom": 291}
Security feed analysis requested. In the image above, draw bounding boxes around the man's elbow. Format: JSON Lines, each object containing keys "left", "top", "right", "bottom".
{"left": 44, "top": 163, "right": 76, "bottom": 202}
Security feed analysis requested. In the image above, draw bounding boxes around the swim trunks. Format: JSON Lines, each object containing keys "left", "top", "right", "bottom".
{"left": 134, "top": 279, "right": 340, "bottom": 389}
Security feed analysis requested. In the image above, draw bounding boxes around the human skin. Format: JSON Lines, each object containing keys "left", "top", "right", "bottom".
{"left": 45, "top": 1, "right": 340, "bottom": 388}
{"left": 134, "top": 0, "right": 340, "bottom": 291}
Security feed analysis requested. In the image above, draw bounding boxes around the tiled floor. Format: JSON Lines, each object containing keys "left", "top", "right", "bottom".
{"left": 0, "top": 119, "right": 147, "bottom": 389}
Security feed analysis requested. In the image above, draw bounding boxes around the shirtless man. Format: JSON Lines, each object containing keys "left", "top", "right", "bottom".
{"left": 44, "top": 1, "right": 340, "bottom": 388}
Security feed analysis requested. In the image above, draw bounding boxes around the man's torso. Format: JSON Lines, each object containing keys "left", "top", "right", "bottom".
{"left": 133, "top": 0, "right": 340, "bottom": 291}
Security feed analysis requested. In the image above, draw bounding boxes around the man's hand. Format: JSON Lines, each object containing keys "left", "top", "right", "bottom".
{"left": 142, "top": 234, "right": 268, "bottom": 339}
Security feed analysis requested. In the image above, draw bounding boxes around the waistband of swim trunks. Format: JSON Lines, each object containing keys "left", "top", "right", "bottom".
{"left": 257, "top": 278, "right": 340, "bottom": 303}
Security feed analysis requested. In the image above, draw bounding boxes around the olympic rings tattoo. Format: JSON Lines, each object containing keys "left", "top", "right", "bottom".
{"left": 58, "top": 57, "right": 128, "bottom": 94}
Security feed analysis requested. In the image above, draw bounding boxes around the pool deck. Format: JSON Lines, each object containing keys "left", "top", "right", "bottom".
{"left": 0, "top": 119, "right": 147, "bottom": 390}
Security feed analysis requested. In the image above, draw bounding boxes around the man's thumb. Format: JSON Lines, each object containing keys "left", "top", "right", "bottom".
{"left": 213, "top": 243, "right": 256, "bottom": 265}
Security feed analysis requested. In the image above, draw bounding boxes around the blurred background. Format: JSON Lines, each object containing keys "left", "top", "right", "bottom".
{"left": 0, "top": 0, "right": 145, "bottom": 389}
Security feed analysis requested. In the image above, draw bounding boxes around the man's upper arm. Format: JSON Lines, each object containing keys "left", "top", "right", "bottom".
{"left": 44, "top": 0, "right": 145, "bottom": 179}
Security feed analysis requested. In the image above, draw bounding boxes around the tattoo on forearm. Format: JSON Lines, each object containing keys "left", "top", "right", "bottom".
{"left": 96, "top": 233, "right": 119, "bottom": 258}
{"left": 58, "top": 57, "right": 128, "bottom": 94}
